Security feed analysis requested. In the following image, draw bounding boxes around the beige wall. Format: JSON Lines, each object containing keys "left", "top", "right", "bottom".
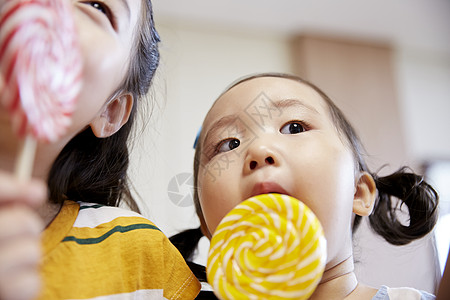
{"left": 395, "top": 49, "right": 450, "bottom": 162}
{"left": 291, "top": 35, "right": 407, "bottom": 173}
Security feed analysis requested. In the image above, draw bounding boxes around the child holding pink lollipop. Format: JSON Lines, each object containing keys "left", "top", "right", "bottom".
{"left": 0, "top": 0, "right": 200, "bottom": 299}
{"left": 171, "top": 73, "right": 439, "bottom": 299}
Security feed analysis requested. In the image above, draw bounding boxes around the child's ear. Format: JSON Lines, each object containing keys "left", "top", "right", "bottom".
{"left": 90, "top": 93, "right": 133, "bottom": 138}
{"left": 353, "top": 172, "right": 377, "bottom": 216}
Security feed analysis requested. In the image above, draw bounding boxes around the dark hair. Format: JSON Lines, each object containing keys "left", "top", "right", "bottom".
{"left": 47, "top": 0, "right": 160, "bottom": 211}
{"left": 172, "top": 72, "right": 439, "bottom": 260}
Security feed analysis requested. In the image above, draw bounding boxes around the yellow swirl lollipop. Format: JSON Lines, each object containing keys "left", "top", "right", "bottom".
{"left": 207, "top": 193, "right": 326, "bottom": 300}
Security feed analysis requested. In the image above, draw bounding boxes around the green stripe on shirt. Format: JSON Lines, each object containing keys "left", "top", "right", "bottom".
{"left": 79, "top": 204, "right": 105, "bottom": 210}
{"left": 62, "top": 224, "right": 161, "bottom": 245}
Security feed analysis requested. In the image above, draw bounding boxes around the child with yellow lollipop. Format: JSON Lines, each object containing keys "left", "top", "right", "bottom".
{"left": 171, "top": 73, "right": 438, "bottom": 299}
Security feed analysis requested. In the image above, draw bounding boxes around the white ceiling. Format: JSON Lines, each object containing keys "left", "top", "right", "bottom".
{"left": 152, "top": 0, "right": 450, "bottom": 54}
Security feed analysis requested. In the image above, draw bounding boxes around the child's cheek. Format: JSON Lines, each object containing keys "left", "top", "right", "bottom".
{"left": 198, "top": 156, "right": 241, "bottom": 235}
{"left": 197, "top": 182, "right": 227, "bottom": 235}
{"left": 201, "top": 153, "right": 237, "bottom": 184}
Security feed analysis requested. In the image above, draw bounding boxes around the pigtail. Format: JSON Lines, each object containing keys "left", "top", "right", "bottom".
{"left": 169, "top": 227, "right": 204, "bottom": 261}
{"left": 368, "top": 167, "right": 439, "bottom": 245}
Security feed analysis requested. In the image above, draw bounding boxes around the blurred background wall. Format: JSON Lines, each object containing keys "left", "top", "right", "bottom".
{"left": 129, "top": 0, "right": 450, "bottom": 294}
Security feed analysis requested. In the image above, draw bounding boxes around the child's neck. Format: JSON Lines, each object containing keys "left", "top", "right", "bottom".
{"left": 310, "top": 255, "right": 377, "bottom": 300}
{"left": 37, "top": 201, "right": 63, "bottom": 229}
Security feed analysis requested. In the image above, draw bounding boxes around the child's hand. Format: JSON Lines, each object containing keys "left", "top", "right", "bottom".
{"left": 0, "top": 171, "right": 46, "bottom": 300}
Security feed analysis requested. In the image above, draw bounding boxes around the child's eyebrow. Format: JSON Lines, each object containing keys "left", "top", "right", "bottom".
{"left": 202, "top": 99, "right": 318, "bottom": 146}
{"left": 203, "top": 115, "right": 238, "bottom": 145}
{"left": 273, "top": 99, "right": 319, "bottom": 114}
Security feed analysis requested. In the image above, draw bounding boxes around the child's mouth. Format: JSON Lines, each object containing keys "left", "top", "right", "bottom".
{"left": 250, "top": 182, "right": 288, "bottom": 198}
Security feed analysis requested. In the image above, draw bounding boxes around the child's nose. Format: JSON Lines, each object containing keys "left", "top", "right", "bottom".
{"left": 244, "top": 142, "right": 279, "bottom": 173}
{"left": 249, "top": 155, "right": 275, "bottom": 170}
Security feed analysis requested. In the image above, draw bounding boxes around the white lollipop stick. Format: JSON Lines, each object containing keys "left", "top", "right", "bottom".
{"left": 14, "top": 134, "right": 36, "bottom": 180}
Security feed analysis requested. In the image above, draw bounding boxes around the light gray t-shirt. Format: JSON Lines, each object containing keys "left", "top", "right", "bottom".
{"left": 373, "top": 286, "right": 435, "bottom": 300}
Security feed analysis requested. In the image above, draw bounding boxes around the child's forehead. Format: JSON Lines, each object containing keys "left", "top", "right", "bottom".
{"left": 205, "top": 77, "right": 329, "bottom": 122}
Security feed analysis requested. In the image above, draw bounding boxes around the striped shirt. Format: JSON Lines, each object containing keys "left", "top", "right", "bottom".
{"left": 39, "top": 201, "right": 201, "bottom": 299}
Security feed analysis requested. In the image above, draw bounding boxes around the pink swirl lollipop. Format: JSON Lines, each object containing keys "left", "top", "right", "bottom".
{"left": 0, "top": 0, "right": 82, "bottom": 142}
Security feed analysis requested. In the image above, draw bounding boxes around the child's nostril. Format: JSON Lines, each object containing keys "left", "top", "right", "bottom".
{"left": 266, "top": 157, "right": 274, "bottom": 164}
{"left": 250, "top": 161, "right": 257, "bottom": 169}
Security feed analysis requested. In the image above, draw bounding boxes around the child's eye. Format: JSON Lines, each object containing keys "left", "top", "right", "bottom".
{"left": 217, "top": 138, "right": 240, "bottom": 153}
{"left": 280, "top": 122, "right": 306, "bottom": 134}
{"left": 82, "top": 1, "right": 115, "bottom": 27}
{"left": 90, "top": 2, "right": 107, "bottom": 14}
